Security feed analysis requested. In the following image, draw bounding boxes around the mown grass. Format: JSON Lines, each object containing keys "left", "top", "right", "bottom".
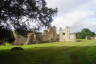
{"left": 0, "top": 40, "right": 96, "bottom": 64}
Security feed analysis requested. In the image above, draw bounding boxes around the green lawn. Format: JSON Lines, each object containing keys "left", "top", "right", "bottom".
{"left": 0, "top": 40, "right": 96, "bottom": 64}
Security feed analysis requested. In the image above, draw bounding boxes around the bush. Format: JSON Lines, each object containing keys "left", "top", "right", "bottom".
{"left": 11, "top": 47, "right": 24, "bottom": 51}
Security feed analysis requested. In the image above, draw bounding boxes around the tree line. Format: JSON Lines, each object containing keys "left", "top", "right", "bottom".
{"left": 76, "top": 28, "right": 95, "bottom": 39}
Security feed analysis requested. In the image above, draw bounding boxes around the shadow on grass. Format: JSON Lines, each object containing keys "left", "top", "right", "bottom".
{"left": 0, "top": 46, "right": 96, "bottom": 64}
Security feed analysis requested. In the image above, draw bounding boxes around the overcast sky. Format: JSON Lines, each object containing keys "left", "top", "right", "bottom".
{"left": 46, "top": 0, "right": 96, "bottom": 33}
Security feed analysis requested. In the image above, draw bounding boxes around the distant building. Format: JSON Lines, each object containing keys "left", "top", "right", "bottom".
{"left": 59, "top": 26, "right": 76, "bottom": 42}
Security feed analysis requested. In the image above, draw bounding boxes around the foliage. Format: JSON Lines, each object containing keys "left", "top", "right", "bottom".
{"left": 0, "top": 26, "right": 15, "bottom": 43}
{"left": 0, "top": 0, "right": 57, "bottom": 32}
{"left": 11, "top": 47, "right": 24, "bottom": 51}
{"left": 76, "top": 28, "right": 95, "bottom": 39}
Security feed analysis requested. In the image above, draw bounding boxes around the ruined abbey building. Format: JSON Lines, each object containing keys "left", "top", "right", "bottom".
{"left": 59, "top": 26, "right": 76, "bottom": 42}
{"left": 14, "top": 26, "right": 58, "bottom": 45}
{"left": 13, "top": 26, "right": 76, "bottom": 45}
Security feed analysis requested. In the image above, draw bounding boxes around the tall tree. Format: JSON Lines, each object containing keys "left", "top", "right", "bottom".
{"left": 0, "top": 0, "right": 57, "bottom": 43}
{"left": 0, "top": 0, "right": 57, "bottom": 31}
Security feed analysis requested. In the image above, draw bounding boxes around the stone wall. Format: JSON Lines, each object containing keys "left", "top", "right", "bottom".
{"left": 14, "top": 34, "right": 27, "bottom": 45}
{"left": 59, "top": 26, "right": 76, "bottom": 42}
{"left": 13, "top": 26, "right": 58, "bottom": 45}
{"left": 42, "top": 26, "right": 57, "bottom": 42}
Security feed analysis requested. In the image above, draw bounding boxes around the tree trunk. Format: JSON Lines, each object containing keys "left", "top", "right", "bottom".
{"left": 12, "top": 30, "right": 18, "bottom": 44}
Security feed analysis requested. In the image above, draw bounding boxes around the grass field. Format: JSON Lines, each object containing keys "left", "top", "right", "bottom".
{"left": 0, "top": 40, "right": 96, "bottom": 64}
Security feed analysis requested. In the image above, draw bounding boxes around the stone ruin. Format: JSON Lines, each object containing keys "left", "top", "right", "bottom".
{"left": 14, "top": 26, "right": 58, "bottom": 45}
{"left": 59, "top": 26, "right": 76, "bottom": 42}
{"left": 42, "top": 26, "right": 57, "bottom": 42}
{"left": 85, "top": 36, "right": 95, "bottom": 40}
{"left": 13, "top": 26, "right": 76, "bottom": 45}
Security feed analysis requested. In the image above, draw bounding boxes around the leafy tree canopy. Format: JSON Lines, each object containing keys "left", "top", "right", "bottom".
{"left": 76, "top": 28, "right": 95, "bottom": 39}
{"left": 0, "top": 0, "right": 57, "bottom": 33}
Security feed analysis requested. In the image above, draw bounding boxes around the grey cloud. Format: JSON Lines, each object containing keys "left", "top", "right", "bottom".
{"left": 46, "top": 0, "right": 90, "bottom": 16}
